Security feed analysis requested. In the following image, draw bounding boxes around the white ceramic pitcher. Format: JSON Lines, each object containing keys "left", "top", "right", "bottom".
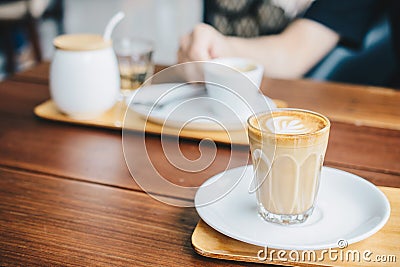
{"left": 50, "top": 34, "right": 120, "bottom": 119}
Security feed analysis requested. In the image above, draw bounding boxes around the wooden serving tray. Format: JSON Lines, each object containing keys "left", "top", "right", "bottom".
{"left": 192, "top": 186, "right": 399, "bottom": 267}
{"left": 34, "top": 99, "right": 287, "bottom": 146}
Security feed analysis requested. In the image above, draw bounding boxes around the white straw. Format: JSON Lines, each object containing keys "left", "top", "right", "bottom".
{"left": 103, "top": 11, "right": 125, "bottom": 41}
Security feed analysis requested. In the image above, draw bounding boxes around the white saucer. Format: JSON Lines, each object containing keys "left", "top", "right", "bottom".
{"left": 128, "top": 83, "right": 276, "bottom": 131}
{"left": 195, "top": 166, "right": 390, "bottom": 250}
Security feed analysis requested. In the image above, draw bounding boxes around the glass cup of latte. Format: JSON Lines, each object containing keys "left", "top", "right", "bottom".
{"left": 248, "top": 108, "right": 330, "bottom": 225}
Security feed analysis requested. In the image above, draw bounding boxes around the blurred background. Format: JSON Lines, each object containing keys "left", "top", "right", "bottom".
{"left": 0, "top": 0, "right": 202, "bottom": 79}
{"left": 0, "top": 0, "right": 397, "bottom": 88}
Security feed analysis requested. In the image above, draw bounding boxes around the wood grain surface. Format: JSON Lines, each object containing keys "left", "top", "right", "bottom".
{"left": 0, "top": 167, "right": 253, "bottom": 266}
{"left": 11, "top": 63, "right": 400, "bottom": 130}
{"left": 0, "top": 63, "right": 399, "bottom": 266}
{"left": 261, "top": 78, "right": 400, "bottom": 131}
{"left": 1, "top": 79, "right": 399, "bottom": 190}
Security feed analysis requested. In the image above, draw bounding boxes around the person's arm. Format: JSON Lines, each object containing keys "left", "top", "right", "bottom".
{"left": 227, "top": 19, "right": 339, "bottom": 78}
{"left": 178, "top": 19, "right": 339, "bottom": 79}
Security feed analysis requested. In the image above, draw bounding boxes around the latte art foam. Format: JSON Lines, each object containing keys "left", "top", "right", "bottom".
{"left": 265, "top": 116, "right": 311, "bottom": 134}
{"left": 248, "top": 109, "right": 329, "bottom": 147}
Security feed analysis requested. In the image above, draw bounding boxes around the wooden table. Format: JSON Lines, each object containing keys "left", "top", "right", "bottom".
{"left": 1, "top": 62, "right": 399, "bottom": 266}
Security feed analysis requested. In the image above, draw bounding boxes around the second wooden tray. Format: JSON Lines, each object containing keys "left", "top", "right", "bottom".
{"left": 192, "top": 186, "right": 400, "bottom": 267}
{"left": 34, "top": 99, "right": 287, "bottom": 146}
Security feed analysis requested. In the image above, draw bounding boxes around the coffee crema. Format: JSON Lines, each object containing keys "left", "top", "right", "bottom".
{"left": 248, "top": 110, "right": 329, "bottom": 147}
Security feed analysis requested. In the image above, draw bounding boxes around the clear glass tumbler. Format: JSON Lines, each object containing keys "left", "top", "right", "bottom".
{"left": 248, "top": 108, "right": 330, "bottom": 225}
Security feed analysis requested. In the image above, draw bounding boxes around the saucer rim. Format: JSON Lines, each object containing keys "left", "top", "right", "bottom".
{"left": 195, "top": 166, "right": 391, "bottom": 250}
{"left": 128, "top": 83, "right": 275, "bottom": 131}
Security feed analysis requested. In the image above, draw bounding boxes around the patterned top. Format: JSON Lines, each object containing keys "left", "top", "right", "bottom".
{"left": 204, "top": 0, "right": 314, "bottom": 37}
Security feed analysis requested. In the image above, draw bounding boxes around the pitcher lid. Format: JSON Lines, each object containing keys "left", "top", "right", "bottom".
{"left": 53, "top": 34, "right": 112, "bottom": 51}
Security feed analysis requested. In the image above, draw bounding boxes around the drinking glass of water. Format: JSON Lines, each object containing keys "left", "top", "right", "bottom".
{"left": 113, "top": 37, "right": 154, "bottom": 98}
{"left": 112, "top": 37, "right": 154, "bottom": 126}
